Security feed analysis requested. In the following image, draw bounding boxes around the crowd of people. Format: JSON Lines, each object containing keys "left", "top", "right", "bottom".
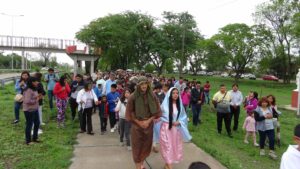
{"left": 11, "top": 68, "right": 300, "bottom": 169}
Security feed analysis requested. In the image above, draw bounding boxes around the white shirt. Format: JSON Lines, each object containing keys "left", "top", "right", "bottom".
{"left": 115, "top": 99, "right": 127, "bottom": 119}
{"left": 76, "top": 89, "right": 98, "bottom": 110}
{"left": 280, "top": 145, "right": 300, "bottom": 169}
{"left": 229, "top": 90, "right": 243, "bottom": 106}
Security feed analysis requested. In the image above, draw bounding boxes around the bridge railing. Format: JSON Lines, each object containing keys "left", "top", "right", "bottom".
{"left": 0, "top": 35, "right": 77, "bottom": 50}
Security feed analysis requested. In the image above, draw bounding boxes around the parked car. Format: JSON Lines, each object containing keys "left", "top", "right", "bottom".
{"left": 262, "top": 75, "right": 279, "bottom": 81}
{"left": 207, "top": 72, "right": 214, "bottom": 76}
{"left": 248, "top": 74, "right": 256, "bottom": 80}
{"left": 221, "top": 72, "right": 229, "bottom": 77}
{"left": 197, "top": 71, "right": 207, "bottom": 76}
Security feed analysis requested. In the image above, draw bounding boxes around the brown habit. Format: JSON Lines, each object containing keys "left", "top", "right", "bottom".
{"left": 126, "top": 91, "right": 162, "bottom": 163}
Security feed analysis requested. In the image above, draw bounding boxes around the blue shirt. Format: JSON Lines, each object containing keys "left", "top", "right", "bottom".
{"left": 15, "top": 80, "right": 26, "bottom": 94}
{"left": 103, "top": 79, "right": 116, "bottom": 95}
{"left": 45, "top": 73, "right": 59, "bottom": 91}
{"left": 93, "top": 87, "right": 102, "bottom": 98}
{"left": 107, "top": 91, "right": 120, "bottom": 112}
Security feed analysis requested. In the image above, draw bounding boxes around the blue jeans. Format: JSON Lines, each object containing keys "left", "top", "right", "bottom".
{"left": 204, "top": 91, "right": 210, "bottom": 104}
{"left": 192, "top": 104, "right": 202, "bottom": 126}
{"left": 48, "top": 90, "right": 54, "bottom": 110}
{"left": 14, "top": 101, "right": 22, "bottom": 121}
{"left": 24, "top": 110, "right": 40, "bottom": 143}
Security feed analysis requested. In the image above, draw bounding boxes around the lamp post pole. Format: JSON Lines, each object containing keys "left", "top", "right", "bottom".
{"left": 1, "top": 13, "right": 24, "bottom": 70}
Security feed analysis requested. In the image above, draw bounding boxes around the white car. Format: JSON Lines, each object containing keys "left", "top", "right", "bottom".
{"left": 197, "top": 71, "right": 206, "bottom": 76}
{"left": 221, "top": 73, "right": 229, "bottom": 77}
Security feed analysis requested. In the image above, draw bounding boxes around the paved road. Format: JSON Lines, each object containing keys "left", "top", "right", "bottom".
{"left": 0, "top": 73, "right": 20, "bottom": 79}
{"left": 70, "top": 114, "right": 227, "bottom": 169}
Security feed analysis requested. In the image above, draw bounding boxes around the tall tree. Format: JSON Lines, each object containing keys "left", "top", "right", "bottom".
{"left": 212, "top": 23, "right": 258, "bottom": 81}
{"left": 161, "top": 11, "right": 200, "bottom": 77}
{"left": 254, "top": 0, "right": 300, "bottom": 83}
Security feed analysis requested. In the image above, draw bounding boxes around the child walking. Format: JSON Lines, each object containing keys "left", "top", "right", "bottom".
{"left": 99, "top": 95, "right": 109, "bottom": 135}
{"left": 115, "top": 88, "right": 132, "bottom": 151}
{"left": 243, "top": 111, "right": 259, "bottom": 146}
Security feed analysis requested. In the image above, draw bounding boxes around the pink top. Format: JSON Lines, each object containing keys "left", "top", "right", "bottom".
{"left": 245, "top": 98, "right": 258, "bottom": 113}
{"left": 181, "top": 91, "right": 191, "bottom": 106}
{"left": 243, "top": 116, "right": 256, "bottom": 132}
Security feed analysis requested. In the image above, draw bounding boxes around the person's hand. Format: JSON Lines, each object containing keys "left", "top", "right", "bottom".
{"left": 264, "top": 114, "right": 273, "bottom": 119}
{"left": 197, "top": 100, "right": 202, "bottom": 104}
{"left": 95, "top": 101, "right": 99, "bottom": 105}
{"left": 173, "top": 121, "right": 180, "bottom": 126}
{"left": 80, "top": 100, "right": 84, "bottom": 104}
{"left": 138, "top": 121, "right": 148, "bottom": 129}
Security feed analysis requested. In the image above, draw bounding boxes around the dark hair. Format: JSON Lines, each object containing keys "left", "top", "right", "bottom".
{"left": 48, "top": 68, "right": 54, "bottom": 72}
{"left": 34, "top": 72, "right": 42, "bottom": 82}
{"left": 220, "top": 84, "right": 225, "bottom": 87}
{"left": 111, "top": 84, "right": 117, "bottom": 89}
{"left": 267, "top": 94, "right": 276, "bottom": 106}
{"left": 196, "top": 81, "right": 201, "bottom": 84}
{"left": 168, "top": 88, "right": 181, "bottom": 130}
{"left": 294, "top": 124, "right": 300, "bottom": 137}
{"left": 26, "top": 77, "right": 38, "bottom": 91}
{"left": 184, "top": 87, "right": 189, "bottom": 91}
{"left": 253, "top": 91, "right": 258, "bottom": 100}
{"left": 101, "top": 95, "right": 107, "bottom": 99}
{"left": 206, "top": 81, "right": 209, "bottom": 83}
{"left": 188, "top": 161, "right": 211, "bottom": 169}
{"left": 19, "top": 70, "right": 30, "bottom": 82}
{"left": 258, "top": 97, "right": 270, "bottom": 107}
{"left": 120, "top": 88, "right": 131, "bottom": 103}
{"left": 154, "top": 83, "right": 162, "bottom": 90}
{"left": 84, "top": 82, "right": 92, "bottom": 90}
{"left": 59, "top": 76, "right": 66, "bottom": 86}
{"left": 76, "top": 74, "right": 83, "bottom": 78}
{"left": 232, "top": 83, "right": 238, "bottom": 88}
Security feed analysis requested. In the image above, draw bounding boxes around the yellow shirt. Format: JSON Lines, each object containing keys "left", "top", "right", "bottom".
{"left": 213, "top": 91, "right": 231, "bottom": 102}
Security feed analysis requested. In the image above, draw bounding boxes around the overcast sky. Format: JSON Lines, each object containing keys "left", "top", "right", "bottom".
{"left": 0, "top": 0, "right": 268, "bottom": 64}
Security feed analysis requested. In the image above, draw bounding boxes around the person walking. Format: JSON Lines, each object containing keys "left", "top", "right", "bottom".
{"left": 102, "top": 73, "right": 116, "bottom": 95}
{"left": 203, "top": 81, "right": 211, "bottom": 105}
{"left": 190, "top": 81, "right": 204, "bottom": 126}
{"left": 45, "top": 68, "right": 59, "bottom": 112}
{"left": 229, "top": 84, "right": 243, "bottom": 131}
{"left": 69, "top": 74, "right": 84, "bottom": 121}
{"left": 107, "top": 84, "right": 120, "bottom": 132}
{"left": 159, "top": 87, "right": 192, "bottom": 169}
{"left": 125, "top": 76, "right": 162, "bottom": 169}
{"left": 242, "top": 111, "right": 259, "bottom": 146}
{"left": 77, "top": 83, "right": 99, "bottom": 135}
{"left": 254, "top": 97, "right": 277, "bottom": 159}
{"left": 13, "top": 71, "right": 30, "bottom": 124}
{"left": 212, "top": 84, "right": 232, "bottom": 138}
{"left": 53, "top": 76, "right": 70, "bottom": 128}
{"left": 22, "top": 77, "right": 41, "bottom": 145}
{"left": 115, "top": 88, "right": 132, "bottom": 150}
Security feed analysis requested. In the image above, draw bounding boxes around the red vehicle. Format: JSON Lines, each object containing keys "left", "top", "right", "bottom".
{"left": 262, "top": 75, "right": 279, "bottom": 81}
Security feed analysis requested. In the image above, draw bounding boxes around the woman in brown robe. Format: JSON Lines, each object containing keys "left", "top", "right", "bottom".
{"left": 126, "top": 76, "right": 162, "bottom": 169}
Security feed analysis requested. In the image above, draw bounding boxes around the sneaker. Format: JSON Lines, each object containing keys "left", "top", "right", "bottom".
{"left": 254, "top": 143, "right": 259, "bottom": 147}
{"left": 244, "top": 140, "right": 249, "bottom": 144}
{"left": 260, "top": 149, "right": 265, "bottom": 156}
{"left": 41, "top": 122, "right": 46, "bottom": 126}
{"left": 269, "top": 150, "right": 277, "bottom": 159}
{"left": 119, "top": 142, "right": 124, "bottom": 146}
{"left": 127, "top": 146, "right": 132, "bottom": 151}
{"left": 12, "top": 120, "right": 19, "bottom": 124}
{"left": 38, "top": 129, "right": 43, "bottom": 135}
{"left": 110, "top": 128, "right": 115, "bottom": 133}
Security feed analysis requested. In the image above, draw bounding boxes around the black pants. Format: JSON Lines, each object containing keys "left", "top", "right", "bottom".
{"left": 109, "top": 112, "right": 116, "bottom": 129}
{"left": 217, "top": 112, "right": 231, "bottom": 135}
{"left": 69, "top": 98, "right": 78, "bottom": 120}
{"left": 100, "top": 117, "right": 107, "bottom": 132}
{"left": 259, "top": 129, "right": 275, "bottom": 150}
{"left": 191, "top": 103, "right": 202, "bottom": 126}
{"left": 24, "top": 110, "right": 40, "bottom": 143}
{"left": 80, "top": 107, "right": 93, "bottom": 133}
{"left": 230, "top": 106, "right": 240, "bottom": 131}
{"left": 119, "top": 118, "right": 131, "bottom": 146}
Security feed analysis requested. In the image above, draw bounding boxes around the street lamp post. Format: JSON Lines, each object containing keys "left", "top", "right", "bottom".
{"left": 1, "top": 13, "right": 24, "bottom": 70}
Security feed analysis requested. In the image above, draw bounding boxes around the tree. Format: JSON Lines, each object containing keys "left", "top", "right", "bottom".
{"left": 254, "top": 0, "right": 300, "bottom": 83}
{"left": 212, "top": 23, "right": 258, "bottom": 81}
{"left": 161, "top": 11, "right": 200, "bottom": 77}
{"left": 38, "top": 43, "right": 58, "bottom": 67}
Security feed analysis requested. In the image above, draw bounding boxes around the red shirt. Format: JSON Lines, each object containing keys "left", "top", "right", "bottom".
{"left": 204, "top": 84, "right": 210, "bottom": 91}
{"left": 53, "top": 82, "right": 71, "bottom": 99}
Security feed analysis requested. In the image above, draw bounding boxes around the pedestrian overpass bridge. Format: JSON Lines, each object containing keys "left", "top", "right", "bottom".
{"left": 0, "top": 35, "right": 101, "bottom": 74}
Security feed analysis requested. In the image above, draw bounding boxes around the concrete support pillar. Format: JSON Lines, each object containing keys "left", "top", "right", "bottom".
{"left": 90, "top": 57, "right": 94, "bottom": 74}
{"left": 21, "top": 50, "right": 25, "bottom": 70}
{"left": 73, "top": 56, "right": 77, "bottom": 76}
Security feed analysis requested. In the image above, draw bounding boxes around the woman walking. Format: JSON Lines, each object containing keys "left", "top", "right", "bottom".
{"left": 13, "top": 71, "right": 30, "bottom": 124}
{"left": 23, "top": 77, "right": 41, "bottom": 145}
{"left": 53, "top": 76, "right": 71, "bottom": 128}
{"left": 159, "top": 87, "right": 192, "bottom": 169}
{"left": 77, "top": 83, "right": 99, "bottom": 135}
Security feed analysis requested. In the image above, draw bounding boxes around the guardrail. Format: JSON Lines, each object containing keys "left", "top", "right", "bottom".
{"left": 0, "top": 76, "right": 19, "bottom": 88}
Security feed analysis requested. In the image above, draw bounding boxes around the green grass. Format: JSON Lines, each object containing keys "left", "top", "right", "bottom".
{"left": 0, "top": 85, "right": 79, "bottom": 169}
{"left": 179, "top": 75, "right": 300, "bottom": 169}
